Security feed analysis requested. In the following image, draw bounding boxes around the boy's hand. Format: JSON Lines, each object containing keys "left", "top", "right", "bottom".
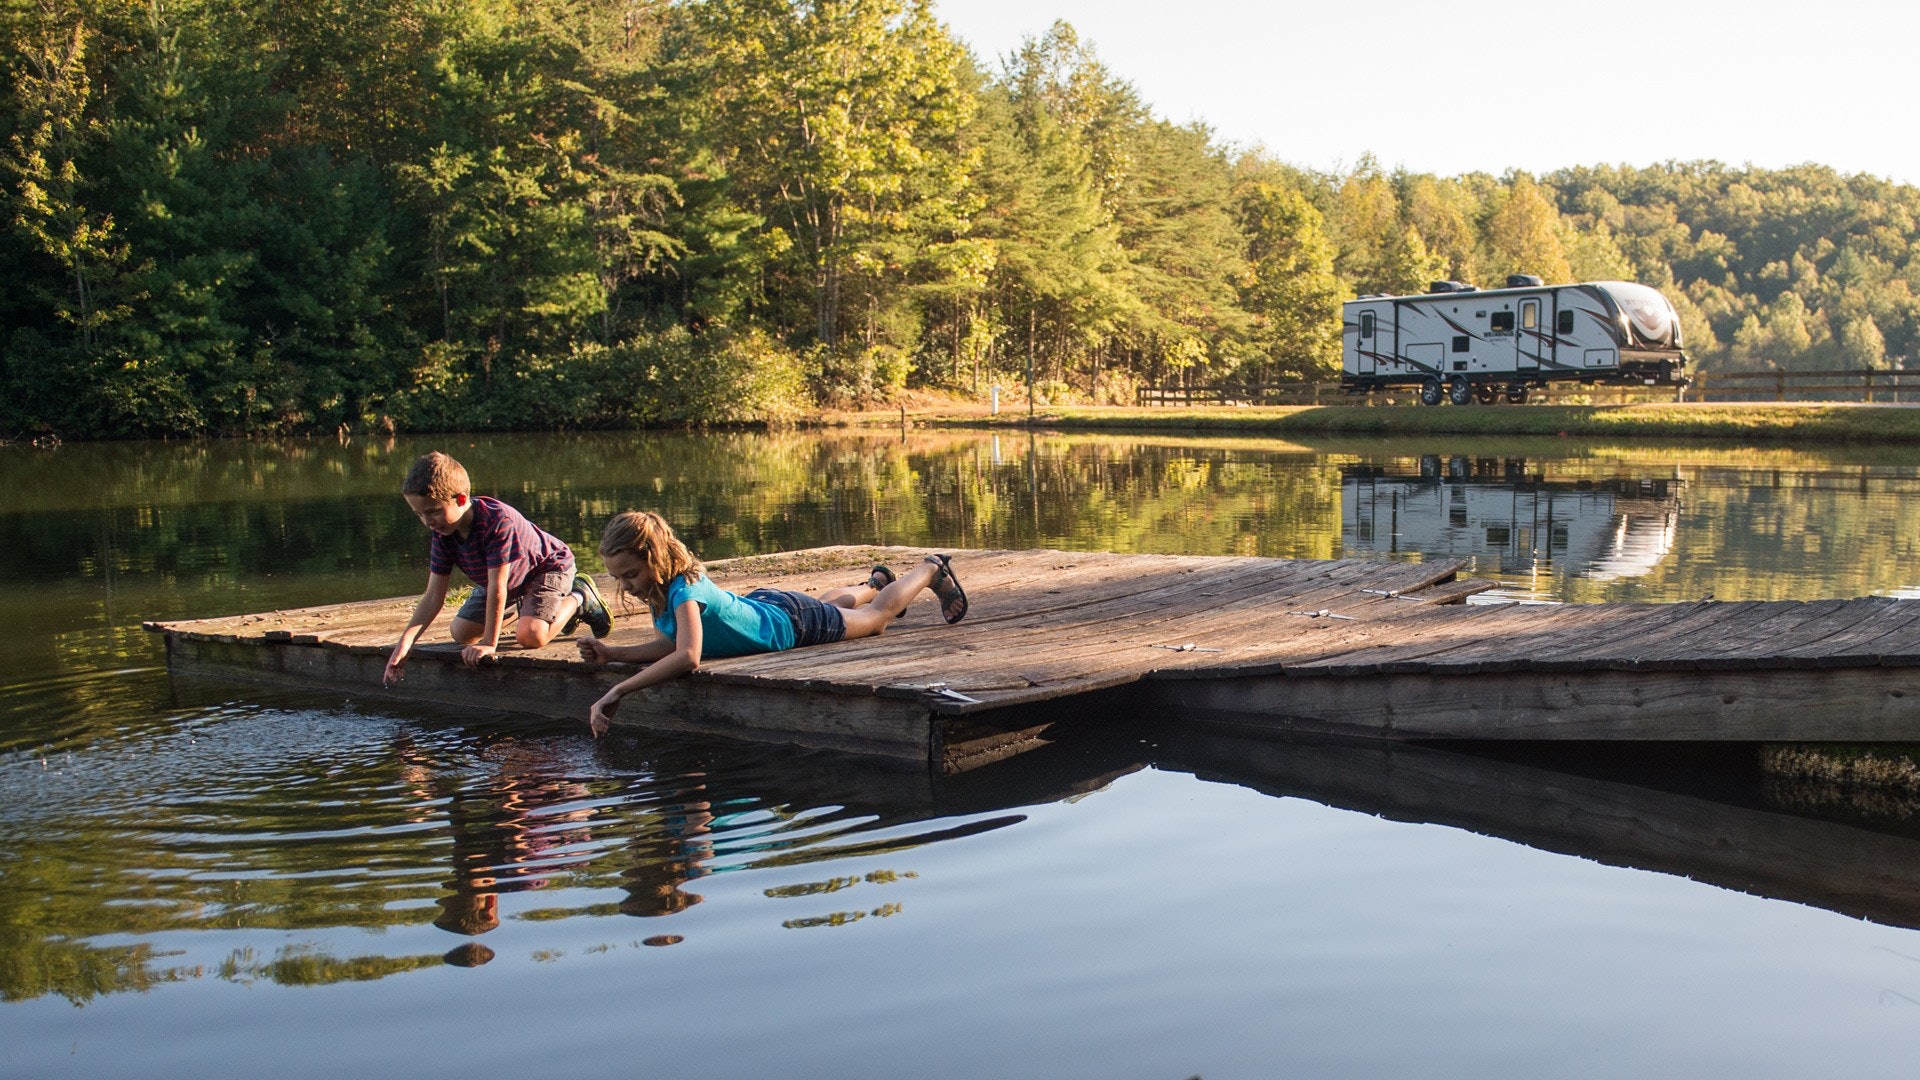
{"left": 461, "top": 643, "right": 497, "bottom": 668}
{"left": 589, "top": 691, "right": 621, "bottom": 738}
{"left": 383, "top": 647, "right": 408, "bottom": 687}
{"left": 577, "top": 638, "right": 612, "bottom": 664}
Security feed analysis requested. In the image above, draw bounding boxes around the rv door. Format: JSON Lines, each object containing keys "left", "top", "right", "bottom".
{"left": 1517, "top": 297, "right": 1546, "bottom": 373}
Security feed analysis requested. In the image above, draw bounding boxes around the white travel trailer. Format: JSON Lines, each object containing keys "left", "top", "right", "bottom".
{"left": 1342, "top": 277, "right": 1689, "bottom": 404}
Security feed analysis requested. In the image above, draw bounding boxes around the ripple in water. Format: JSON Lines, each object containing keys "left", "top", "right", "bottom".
{"left": 0, "top": 695, "right": 1030, "bottom": 991}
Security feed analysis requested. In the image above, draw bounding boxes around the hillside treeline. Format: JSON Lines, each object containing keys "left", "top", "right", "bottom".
{"left": 5, "top": 0, "right": 1917, "bottom": 438}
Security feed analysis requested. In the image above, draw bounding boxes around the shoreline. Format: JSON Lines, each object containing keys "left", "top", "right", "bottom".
{"left": 15, "top": 401, "right": 1920, "bottom": 447}
{"left": 813, "top": 401, "right": 1920, "bottom": 444}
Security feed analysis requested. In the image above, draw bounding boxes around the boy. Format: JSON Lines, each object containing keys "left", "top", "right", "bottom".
{"left": 383, "top": 451, "right": 611, "bottom": 687}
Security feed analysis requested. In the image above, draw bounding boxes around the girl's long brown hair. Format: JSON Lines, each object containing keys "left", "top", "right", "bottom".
{"left": 598, "top": 511, "right": 702, "bottom": 612}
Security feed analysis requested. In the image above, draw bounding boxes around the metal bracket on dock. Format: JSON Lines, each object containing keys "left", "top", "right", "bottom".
{"left": 1152, "top": 642, "right": 1223, "bottom": 653}
{"left": 894, "top": 681, "right": 985, "bottom": 706}
{"left": 1286, "top": 609, "right": 1357, "bottom": 620}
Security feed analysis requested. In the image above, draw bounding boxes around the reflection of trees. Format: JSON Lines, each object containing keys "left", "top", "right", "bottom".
{"left": 5, "top": 430, "right": 1352, "bottom": 706}
{"left": 30, "top": 431, "right": 1920, "bottom": 690}
{"left": 0, "top": 721, "right": 1112, "bottom": 1002}
{"left": 28, "top": 431, "right": 1920, "bottom": 996}
{"left": 0, "top": 721, "right": 593, "bottom": 1001}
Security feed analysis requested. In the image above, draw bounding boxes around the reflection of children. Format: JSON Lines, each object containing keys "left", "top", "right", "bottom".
{"left": 394, "top": 735, "right": 596, "bottom": 939}
{"left": 620, "top": 796, "right": 715, "bottom": 917}
{"left": 577, "top": 511, "right": 968, "bottom": 737}
{"left": 384, "top": 452, "right": 612, "bottom": 686}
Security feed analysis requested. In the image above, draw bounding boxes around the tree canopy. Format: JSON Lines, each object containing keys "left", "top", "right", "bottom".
{"left": 4, "top": 0, "right": 1916, "bottom": 438}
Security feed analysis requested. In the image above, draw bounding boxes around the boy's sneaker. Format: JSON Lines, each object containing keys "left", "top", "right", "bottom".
{"left": 565, "top": 573, "right": 613, "bottom": 637}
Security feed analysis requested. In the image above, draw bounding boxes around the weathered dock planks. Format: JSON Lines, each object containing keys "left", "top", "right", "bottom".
{"left": 147, "top": 546, "right": 1920, "bottom": 770}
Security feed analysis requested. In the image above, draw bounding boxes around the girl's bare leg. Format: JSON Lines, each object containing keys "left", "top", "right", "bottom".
{"left": 838, "top": 559, "right": 940, "bottom": 639}
{"left": 817, "top": 585, "right": 876, "bottom": 609}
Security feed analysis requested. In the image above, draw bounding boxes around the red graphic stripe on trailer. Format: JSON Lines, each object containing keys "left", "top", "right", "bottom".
{"left": 1575, "top": 308, "right": 1613, "bottom": 330}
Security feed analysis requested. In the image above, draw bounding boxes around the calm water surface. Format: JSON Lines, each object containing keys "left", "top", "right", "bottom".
{"left": 9, "top": 430, "right": 1920, "bottom": 1078}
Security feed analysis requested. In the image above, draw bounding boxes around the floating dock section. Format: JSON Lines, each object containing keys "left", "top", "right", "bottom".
{"left": 147, "top": 546, "right": 1920, "bottom": 771}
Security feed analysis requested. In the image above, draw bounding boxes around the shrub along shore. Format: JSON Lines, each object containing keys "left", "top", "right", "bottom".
{"left": 820, "top": 401, "right": 1920, "bottom": 444}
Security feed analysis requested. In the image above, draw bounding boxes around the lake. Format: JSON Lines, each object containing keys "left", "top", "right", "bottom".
{"left": 8, "top": 429, "right": 1920, "bottom": 1079}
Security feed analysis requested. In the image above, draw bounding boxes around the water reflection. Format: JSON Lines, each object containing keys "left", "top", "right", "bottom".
{"left": 22, "top": 430, "right": 1920, "bottom": 1073}
{"left": 17, "top": 678, "right": 1920, "bottom": 1005}
{"left": 1344, "top": 455, "right": 1681, "bottom": 596}
{"left": 1160, "top": 725, "right": 1920, "bottom": 931}
{"left": 0, "top": 679, "right": 1133, "bottom": 1002}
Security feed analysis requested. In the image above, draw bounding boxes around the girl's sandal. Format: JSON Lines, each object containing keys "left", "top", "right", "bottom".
{"left": 925, "top": 554, "right": 968, "bottom": 624}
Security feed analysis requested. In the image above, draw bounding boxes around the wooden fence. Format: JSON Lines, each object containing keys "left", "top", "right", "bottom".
{"left": 1137, "top": 368, "right": 1920, "bottom": 407}
{"left": 1686, "top": 368, "right": 1920, "bottom": 403}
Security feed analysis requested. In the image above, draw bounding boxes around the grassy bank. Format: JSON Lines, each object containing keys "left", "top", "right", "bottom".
{"left": 824, "top": 401, "right": 1920, "bottom": 443}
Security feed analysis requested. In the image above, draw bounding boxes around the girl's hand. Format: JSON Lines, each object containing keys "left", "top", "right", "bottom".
{"left": 577, "top": 638, "right": 612, "bottom": 664}
{"left": 461, "top": 643, "right": 497, "bottom": 668}
{"left": 589, "top": 691, "right": 622, "bottom": 738}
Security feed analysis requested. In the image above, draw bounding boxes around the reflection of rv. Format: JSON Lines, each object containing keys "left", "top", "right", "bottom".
{"left": 1342, "top": 457, "right": 1679, "bottom": 579}
{"left": 1342, "top": 278, "right": 1689, "bottom": 405}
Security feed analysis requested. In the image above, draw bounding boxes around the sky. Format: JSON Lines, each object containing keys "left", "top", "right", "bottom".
{"left": 934, "top": 0, "right": 1918, "bottom": 186}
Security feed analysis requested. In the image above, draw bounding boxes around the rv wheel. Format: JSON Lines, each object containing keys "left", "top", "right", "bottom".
{"left": 1447, "top": 376, "right": 1473, "bottom": 406}
{"left": 1505, "top": 387, "right": 1530, "bottom": 404}
{"left": 1419, "top": 378, "right": 1444, "bottom": 406}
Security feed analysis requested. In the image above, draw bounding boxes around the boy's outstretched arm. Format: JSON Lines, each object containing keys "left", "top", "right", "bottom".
{"left": 462, "top": 562, "right": 513, "bottom": 668}
{"left": 588, "top": 599, "right": 703, "bottom": 737}
{"left": 385, "top": 573, "right": 453, "bottom": 686}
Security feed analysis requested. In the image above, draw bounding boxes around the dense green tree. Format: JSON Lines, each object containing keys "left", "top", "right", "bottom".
{"left": 1401, "top": 174, "right": 1479, "bottom": 284}
{"left": 673, "top": 0, "right": 971, "bottom": 356}
{"left": 10, "top": 5, "right": 1920, "bottom": 437}
{"left": 1481, "top": 173, "right": 1573, "bottom": 284}
{"left": 1237, "top": 182, "right": 1344, "bottom": 379}
{"left": 975, "top": 40, "right": 1124, "bottom": 398}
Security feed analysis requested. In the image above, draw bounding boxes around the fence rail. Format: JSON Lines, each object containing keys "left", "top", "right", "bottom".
{"left": 1136, "top": 368, "right": 1919, "bottom": 407}
{"left": 1687, "top": 368, "right": 1920, "bottom": 403}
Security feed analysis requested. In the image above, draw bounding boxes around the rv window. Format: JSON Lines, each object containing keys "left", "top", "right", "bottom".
{"left": 1521, "top": 305, "right": 1538, "bottom": 330}
{"left": 1451, "top": 336, "right": 1469, "bottom": 353}
{"left": 1489, "top": 311, "right": 1514, "bottom": 332}
{"left": 1360, "top": 312, "right": 1375, "bottom": 339}
{"left": 1557, "top": 310, "right": 1575, "bottom": 335}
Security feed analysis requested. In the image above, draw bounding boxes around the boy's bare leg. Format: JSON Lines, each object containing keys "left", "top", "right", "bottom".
{"left": 516, "top": 594, "right": 580, "bottom": 649}
{"left": 452, "top": 605, "right": 524, "bottom": 646}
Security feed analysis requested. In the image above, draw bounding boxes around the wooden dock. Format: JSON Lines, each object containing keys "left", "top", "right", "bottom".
{"left": 147, "top": 546, "right": 1920, "bottom": 771}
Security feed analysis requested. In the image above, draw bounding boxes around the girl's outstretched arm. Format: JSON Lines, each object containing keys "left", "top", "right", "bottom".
{"left": 577, "top": 635, "right": 675, "bottom": 665}
{"left": 587, "top": 598, "right": 704, "bottom": 737}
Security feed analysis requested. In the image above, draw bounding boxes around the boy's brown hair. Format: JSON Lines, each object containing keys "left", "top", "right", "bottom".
{"left": 403, "top": 452, "right": 471, "bottom": 501}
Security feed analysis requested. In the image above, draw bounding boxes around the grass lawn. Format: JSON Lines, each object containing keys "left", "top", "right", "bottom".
{"left": 821, "top": 400, "right": 1920, "bottom": 444}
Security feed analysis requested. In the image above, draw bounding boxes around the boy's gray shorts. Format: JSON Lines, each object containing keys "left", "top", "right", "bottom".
{"left": 455, "top": 567, "right": 577, "bottom": 626}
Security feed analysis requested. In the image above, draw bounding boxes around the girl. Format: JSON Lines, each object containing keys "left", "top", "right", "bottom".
{"left": 576, "top": 511, "right": 968, "bottom": 737}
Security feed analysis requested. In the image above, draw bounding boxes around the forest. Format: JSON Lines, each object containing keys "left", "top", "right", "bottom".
{"left": 6, "top": 0, "right": 1920, "bottom": 438}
